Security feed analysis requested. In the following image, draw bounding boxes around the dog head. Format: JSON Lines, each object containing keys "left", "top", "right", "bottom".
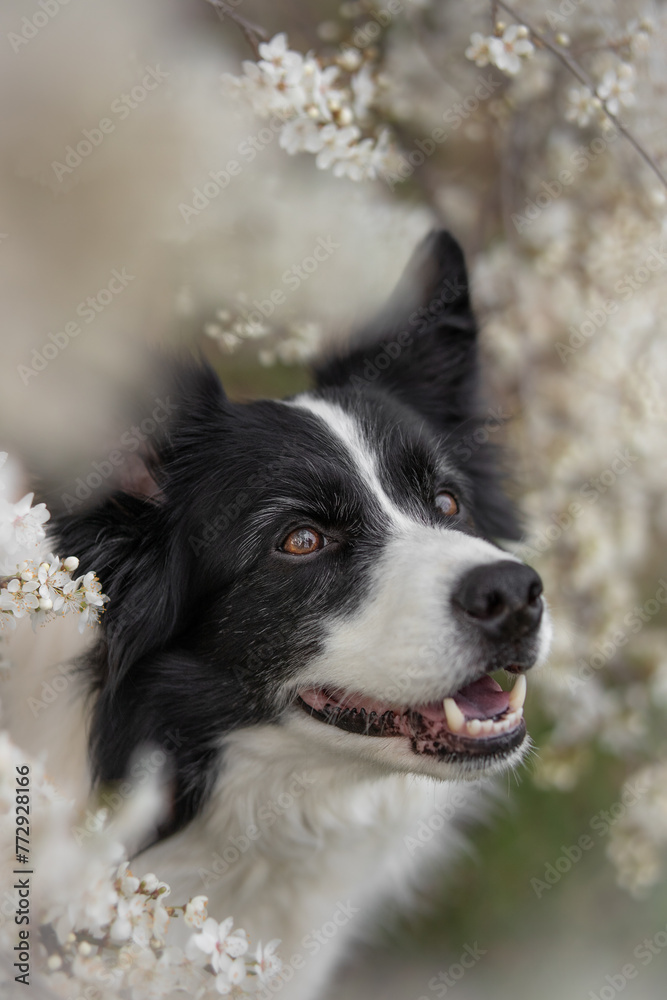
{"left": 53, "top": 231, "right": 551, "bottom": 834}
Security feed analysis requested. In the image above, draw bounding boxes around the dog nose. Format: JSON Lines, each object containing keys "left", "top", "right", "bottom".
{"left": 453, "top": 560, "right": 543, "bottom": 641}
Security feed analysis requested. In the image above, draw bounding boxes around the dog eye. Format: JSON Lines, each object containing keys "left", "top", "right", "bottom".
{"left": 280, "top": 527, "right": 327, "bottom": 555}
{"left": 435, "top": 491, "right": 459, "bottom": 516}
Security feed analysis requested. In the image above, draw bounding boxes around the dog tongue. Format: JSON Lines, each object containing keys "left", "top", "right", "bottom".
{"left": 417, "top": 675, "right": 509, "bottom": 721}
{"left": 452, "top": 675, "right": 510, "bottom": 719}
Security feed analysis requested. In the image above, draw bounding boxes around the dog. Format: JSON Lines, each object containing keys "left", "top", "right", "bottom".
{"left": 50, "top": 229, "right": 552, "bottom": 1000}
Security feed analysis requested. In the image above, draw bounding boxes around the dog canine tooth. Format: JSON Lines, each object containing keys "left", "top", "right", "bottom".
{"left": 443, "top": 697, "right": 466, "bottom": 733}
{"left": 508, "top": 673, "right": 527, "bottom": 711}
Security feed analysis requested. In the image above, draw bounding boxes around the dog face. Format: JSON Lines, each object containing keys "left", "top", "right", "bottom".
{"left": 53, "top": 231, "right": 551, "bottom": 835}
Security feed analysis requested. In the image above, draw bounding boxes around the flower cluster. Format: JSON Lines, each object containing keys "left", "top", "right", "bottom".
{"left": 204, "top": 299, "right": 322, "bottom": 366}
{"left": 0, "top": 728, "right": 282, "bottom": 999}
{"left": 465, "top": 24, "right": 534, "bottom": 76}
{"left": 565, "top": 63, "right": 638, "bottom": 129}
{"left": 222, "top": 33, "right": 394, "bottom": 180}
{"left": 0, "top": 556, "right": 108, "bottom": 632}
{"left": 607, "top": 761, "right": 667, "bottom": 897}
{"left": 205, "top": 304, "right": 270, "bottom": 353}
{"left": 42, "top": 859, "right": 282, "bottom": 999}
{"left": 0, "top": 453, "right": 108, "bottom": 632}
{"left": 186, "top": 915, "right": 281, "bottom": 995}
{"left": 258, "top": 321, "right": 322, "bottom": 366}
{"left": 466, "top": 16, "right": 647, "bottom": 137}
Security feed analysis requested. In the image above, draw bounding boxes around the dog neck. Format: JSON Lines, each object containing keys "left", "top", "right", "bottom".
{"left": 137, "top": 722, "right": 488, "bottom": 998}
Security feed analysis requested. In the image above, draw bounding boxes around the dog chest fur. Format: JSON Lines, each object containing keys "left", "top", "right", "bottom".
{"left": 139, "top": 724, "right": 484, "bottom": 1000}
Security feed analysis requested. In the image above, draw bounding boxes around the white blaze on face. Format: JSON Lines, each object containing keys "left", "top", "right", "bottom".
{"left": 289, "top": 394, "right": 551, "bottom": 706}
{"left": 290, "top": 393, "right": 416, "bottom": 531}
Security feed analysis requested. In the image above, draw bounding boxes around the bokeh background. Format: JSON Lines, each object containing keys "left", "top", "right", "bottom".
{"left": 1, "top": 0, "right": 667, "bottom": 997}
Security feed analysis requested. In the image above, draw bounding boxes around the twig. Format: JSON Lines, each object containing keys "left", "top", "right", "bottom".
{"left": 207, "top": 0, "right": 268, "bottom": 58}
{"left": 571, "top": 35, "right": 633, "bottom": 55}
{"left": 496, "top": 0, "right": 667, "bottom": 190}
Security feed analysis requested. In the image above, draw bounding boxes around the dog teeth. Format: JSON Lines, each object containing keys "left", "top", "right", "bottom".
{"left": 508, "top": 674, "right": 527, "bottom": 711}
{"left": 451, "top": 706, "right": 525, "bottom": 740}
{"left": 443, "top": 697, "right": 466, "bottom": 733}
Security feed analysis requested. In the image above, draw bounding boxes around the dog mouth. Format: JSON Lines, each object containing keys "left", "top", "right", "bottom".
{"left": 297, "top": 672, "right": 527, "bottom": 761}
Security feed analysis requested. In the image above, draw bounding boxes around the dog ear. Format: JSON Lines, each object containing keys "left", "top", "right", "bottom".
{"left": 314, "top": 231, "right": 522, "bottom": 541}
{"left": 314, "top": 230, "right": 477, "bottom": 430}
{"left": 50, "top": 361, "right": 226, "bottom": 691}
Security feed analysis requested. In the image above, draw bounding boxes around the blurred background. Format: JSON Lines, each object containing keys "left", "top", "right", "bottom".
{"left": 1, "top": 0, "right": 667, "bottom": 997}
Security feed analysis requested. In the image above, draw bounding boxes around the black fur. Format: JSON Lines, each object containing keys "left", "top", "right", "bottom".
{"left": 51, "top": 230, "right": 521, "bottom": 838}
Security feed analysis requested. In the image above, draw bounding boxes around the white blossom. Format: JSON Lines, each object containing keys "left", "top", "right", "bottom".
{"left": 279, "top": 116, "right": 324, "bottom": 155}
{"left": 0, "top": 492, "right": 50, "bottom": 556}
{"left": 627, "top": 17, "right": 653, "bottom": 56}
{"left": 465, "top": 25, "right": 534, "bottom": 77}
{"left": 187, "top": 916, "right": 249, "bottom": 973}
{"left": 184, "top": 895, "right": 209, "bottom": 929}
{"left": 488, "top": 25, "right": 534, "bottom": 77}
{"left": 597, "top": 64, "right": 636, "bottom": 116}
{"left": 315, "top": 123, "right": 361, "bottom": 170}
{"left": 0, "top": 452, "right": 51, "bottom": 571}
{"left": 351, "top": 64, "right": 376, "bottom": 120}
{"left": 465, "top": 32, "right": 494, "bottom": 68}
{"left": 565, "top": 87, "right": 602, "bottom": 127}
{"left": 253, "top": 938, "right": 282, "bottom": 983}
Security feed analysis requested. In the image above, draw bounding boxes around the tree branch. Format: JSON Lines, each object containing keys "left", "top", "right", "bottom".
{"left": 207, "top": 0, "right": 268, "bottom": 58}
{"left": 496, "top": 0, "right": 667, "bottom": 190}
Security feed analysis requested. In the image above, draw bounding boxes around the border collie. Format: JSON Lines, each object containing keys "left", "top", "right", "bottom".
{"left": 53, "top": 230, "right": 551, "bottom": 1000}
